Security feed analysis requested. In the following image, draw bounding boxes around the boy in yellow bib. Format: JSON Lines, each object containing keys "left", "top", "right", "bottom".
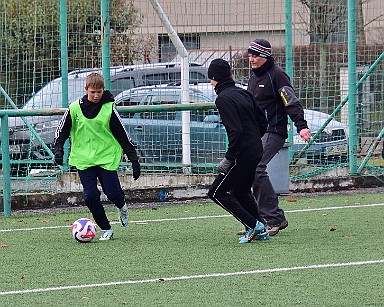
{"left": 54, "top": 73, "right": 140, "bottom": 240}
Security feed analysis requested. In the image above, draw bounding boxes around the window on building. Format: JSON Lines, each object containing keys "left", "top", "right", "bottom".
{"left": 158, "top": 34, "right": 200, "bottom": 62}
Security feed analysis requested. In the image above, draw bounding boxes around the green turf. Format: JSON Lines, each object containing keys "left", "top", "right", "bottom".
{"left": 0, "top": 192, "right": 383, "bottom": 306}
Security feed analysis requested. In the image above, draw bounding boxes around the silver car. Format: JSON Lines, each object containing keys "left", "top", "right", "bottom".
{"left": 115, "top": 86, "right": 226, "bottom": 167}
{"left": 292, "top": 109, "right": 349, "bottom": 163}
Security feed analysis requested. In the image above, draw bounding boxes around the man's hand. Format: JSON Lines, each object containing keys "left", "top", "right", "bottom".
{"left": 54, "top": 150, "right": 64, "bottom": 165}
{"left": 218, "top": 158, "right": 235, "bottom": 174}
{"left": 131, "top": 161, "right": 141, "bottom": 180}
{"left": 299, "top": 128, "right": 311, "bottom": 143}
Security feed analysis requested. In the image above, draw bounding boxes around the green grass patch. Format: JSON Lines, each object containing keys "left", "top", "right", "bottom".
{"left": 0, "top": 192, "right": 383, "bottom": 306}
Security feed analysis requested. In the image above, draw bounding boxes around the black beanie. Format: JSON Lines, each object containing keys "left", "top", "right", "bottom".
{"left": 208, "top": 58, "right": 231, "bottom": 82}
{"left": 248, "top": 38, "right": 272, "bottom": 58}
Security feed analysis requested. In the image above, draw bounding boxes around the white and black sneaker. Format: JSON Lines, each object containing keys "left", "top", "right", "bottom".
{"left": 118, "top": 204, "right": 128, "bottom": 227}
{"left": 99, "top": 229, "right": 114, "bottom": 241}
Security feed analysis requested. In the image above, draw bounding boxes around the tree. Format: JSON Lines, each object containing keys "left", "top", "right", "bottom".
{"left": 0, "top": 0, "right": 154, "bottom": 107}
{"left": 299, "top": 0, "right": 348, "bottom": 109}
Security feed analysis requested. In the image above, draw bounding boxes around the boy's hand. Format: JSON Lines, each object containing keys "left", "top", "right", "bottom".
{"left": 54, "top": 150, "right": 64, "bottom": 165}
{"left": 131, "top": 161, "right": 141, "bottom": 180}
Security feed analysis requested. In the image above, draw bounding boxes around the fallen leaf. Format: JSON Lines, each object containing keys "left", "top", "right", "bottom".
{"left": 287, "top": 199, "right": 297, "bottom": 202}
{"left": 20, "top": 275, "right": 25, "bottom": 280}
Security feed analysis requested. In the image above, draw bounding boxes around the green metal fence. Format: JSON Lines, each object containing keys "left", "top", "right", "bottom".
{"left": 1, "top": 0, "right": 384, "bottom": 215}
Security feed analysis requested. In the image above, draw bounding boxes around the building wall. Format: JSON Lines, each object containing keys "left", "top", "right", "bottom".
{"left": 133, "top": 0, "right": 383, "bottom": 62}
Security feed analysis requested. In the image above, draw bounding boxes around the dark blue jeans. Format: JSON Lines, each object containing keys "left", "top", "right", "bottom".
{"left": 77, "top": 166, "right": 125, "bottom": 230}
{"left": 253, "top": 132, "right": 286, "bottom": 225}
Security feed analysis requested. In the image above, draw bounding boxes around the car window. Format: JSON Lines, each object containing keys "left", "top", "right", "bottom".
{"left": 190, "top": 71, "right": 210, "bottom": 83}
{"left": 117, "top": 96, "right": 143, "bottom": 118}
{"left": 118, "top": 96, "right": 142, "bottom": 107}
{"left": 189, "top": 95, "right": 214, "bottom": 122}
{"left": 142, "top": 72, "right": 183, "bottom": 86}
{"left": 23, "top": 78, "right": 85, "bottom": 109}
{"left": 140, "top": 94, "right": 178, "bottom": 120}
{"left": 110, "top": 77, "right": 136, "bottom": 96}
{"left": 142, "top": 71, "right": 209, "bottom": 86}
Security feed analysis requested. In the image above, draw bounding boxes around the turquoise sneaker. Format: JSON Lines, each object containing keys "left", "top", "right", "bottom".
{"left": 239, "top": 221, "right": 267, "bottom": 244}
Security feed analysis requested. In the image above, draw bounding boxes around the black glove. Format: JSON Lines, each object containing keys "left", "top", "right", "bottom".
{"left": 218, "top": 158, "right": 234, "bottom": 174}
{"left": 54, "top": 150, "right": 64, "bottom": 165}
{"left": 132, "top": 161, "right": 141, "bottom": 180}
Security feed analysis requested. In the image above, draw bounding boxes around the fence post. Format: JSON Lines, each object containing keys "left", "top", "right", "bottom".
{"left": 348, "top": 0, "right": 358, "bottom": 174}
{"left": 101, "top": 0, "right": 111, "bottom": 90}
{"left": 1, "top": 115, "right": 12, "bottom": 217}
{"left": 285, "top": 0, "right": 294, "bottom": 160}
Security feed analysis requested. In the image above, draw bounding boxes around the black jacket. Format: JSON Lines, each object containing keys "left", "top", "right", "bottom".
{"left": 214, "top": 80, "right": 267, "bottom": 161}
{"left": 53, "top": 90, "right": 139, "bottom": 162}
{"left": 247, "top": 57, "right": 308, "bottom": 139}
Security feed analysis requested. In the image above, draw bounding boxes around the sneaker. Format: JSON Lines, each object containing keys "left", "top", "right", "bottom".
{"left": 237, "top": 218, "right": 267, "bottom": 236}
{"left": 239, "top": 221, "right": 266, "bottom": 244}
{"left": 99, "top": 229, "right": 114, "bottom": 241}
{"left": 118, "top": 204, "right": 128, "bottom": 227}
{"left": 265, "top": 218, "right": 288, "bottom": 236}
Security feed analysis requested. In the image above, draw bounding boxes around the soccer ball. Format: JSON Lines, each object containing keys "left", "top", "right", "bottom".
{"left": 71, "top": 218, "right": 97, "bottom": 243}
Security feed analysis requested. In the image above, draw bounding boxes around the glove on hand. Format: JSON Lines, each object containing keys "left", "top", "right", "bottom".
{"left": 132, "top": 161, "right": 141, "bottom": 180}
{"left": 218, "top": 158, "right": 234, "bottom": 174}
{"left": 54, "top": 150, "right": 64, "bottom": 166}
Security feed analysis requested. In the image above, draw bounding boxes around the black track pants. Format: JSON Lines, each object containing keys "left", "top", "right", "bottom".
{"left": 208, "top": 156, "right": 262, "bottom": 229}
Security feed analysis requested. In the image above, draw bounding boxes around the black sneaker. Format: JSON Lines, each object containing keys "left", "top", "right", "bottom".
{"left": 265, "top": 219, "right": 288, "bottom": 236}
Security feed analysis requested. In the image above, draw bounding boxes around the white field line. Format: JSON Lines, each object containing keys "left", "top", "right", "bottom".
{"left": 1, "top": 259, "right": 384, "bottom": 296}
{"left": 0, "top": 203, "right": 383, "bottom": 233}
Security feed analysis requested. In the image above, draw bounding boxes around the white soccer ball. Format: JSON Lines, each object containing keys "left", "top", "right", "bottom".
{"left": 71, "top": 218, "right": 97, "bottom": 243}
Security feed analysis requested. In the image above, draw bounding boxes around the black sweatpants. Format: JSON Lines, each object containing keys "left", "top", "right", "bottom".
{"left": 208, "top": 156, "right": 262, "bottom": 229}
{"left": 77, "top": 166, "right": 125, "bottom": 230}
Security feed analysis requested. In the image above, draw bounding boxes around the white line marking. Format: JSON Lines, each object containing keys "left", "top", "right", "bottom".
{"left": 1, "top": 203, "right": 383, "bottom": 233}
{"left": 1, "top": 259, "right": 383, "bottom": 296}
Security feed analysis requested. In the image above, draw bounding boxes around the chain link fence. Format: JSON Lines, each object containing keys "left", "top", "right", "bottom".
{"left": 1, "top": 0, "right": 383, "bottom": 212}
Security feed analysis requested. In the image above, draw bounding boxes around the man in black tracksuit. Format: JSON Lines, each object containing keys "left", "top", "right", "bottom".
{"left": 207, "top": 58, "right": 269, "bottom": 243}
{"left": 246, "top": 39, "right": 311, "bottom": 236}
